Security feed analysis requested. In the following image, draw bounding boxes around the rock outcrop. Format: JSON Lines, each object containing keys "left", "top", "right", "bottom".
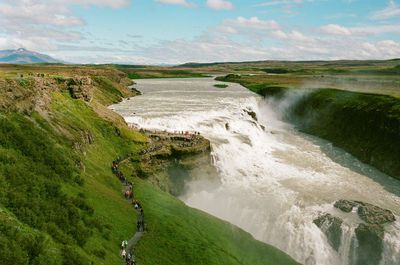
{"left": 334, "top": 200, "right": 395, "bottom": 224}
{"left": 313, "top": 213, "right": 343, "bottom": 251}
{"left": 0, "top": 78, "right": 59, "bottom": 115}
{"left": 244, "top": 109, "right": 258, "bottom": 121}
{"left": 333, "top": 200, "right": 358, "bottom": 213}
{"left": 314, "top": 200, "right": 396, "bottom": 264}
{"left": 357, "top": 203, "right": 396, "bottom": 224}
{"left": 73, "top": 129, "right": 95, "bottom": 155}
{"left": 352, "top": 223, "right": 384, "bottom": 265}
{"left": 67, "top": 76, "right": 93, "bottom": 102}
{"left": 137, "top": 130, "right": 218, "bottom": 196}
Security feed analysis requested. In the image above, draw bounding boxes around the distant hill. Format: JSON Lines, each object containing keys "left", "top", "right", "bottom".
{"left": 178, "top": 61, "right": 262, "bottom": 68}
{"left": 0, "top": 48, "right": 61, "bottom": 64}
{"left": 178, "top": 59, "right": 400, "bottom": 68}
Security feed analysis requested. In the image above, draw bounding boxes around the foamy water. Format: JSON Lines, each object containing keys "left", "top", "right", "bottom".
{"left": 110, "top": 78, "right": 400, "bottom": 265}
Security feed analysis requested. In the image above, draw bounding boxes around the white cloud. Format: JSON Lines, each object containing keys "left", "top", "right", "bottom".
{"left": 268, "top": 30, "right": 316, "bottom": 44}
{"left": 59, "top": 0, "right": 130, "bottom": 9}
{"left": 0, "top": 0, "right": 130, "bottom": 30}
{"left": 316, "top": 24, "right": 352, "bottom": 36}
{"left": 352, "top": 24, "right": 400, "bottom": 35}
{"left": 1, "top": 0, "right": 399, "bottom": 64}
{"left": 0, "top": 1, "right": 85, "bottom": 27}
{"left": 1, "top": 0, "right": 130, "bottom": 9}
{"left": 269, "top": 30, "right": 288, "bottom": 39}
{"left": 287, "top": 30, "right": 315, "bottom": 42}
{"left": 206, "top": 0, "right": 235, "bottom": 11}
{"left": 371, "top": 0, "right": 400, "bottom": 20}
{"left": 212, "top": 25, "right": 239, "bottom": 34}
{"left": 0, "top": 0, "right": 130, "bottom": 55}
{"left": 254, "top": 0, "right": 314, "bottom": 7}
{"left": 316, "top": 23, "right": 400, "bottom": 36}
{"left": 127, "top": 33, "right": 400, "bottom": 64}
{"left": 133, "top": 35, "right": 272, "bottom": 64}
{"left": 222, "top": 16, "right": 282, "bottom": 30}
{"left": 23, "top": 30, "right": 400, "bottom": 65}
{"left": 153, "top": 0, "right": 197, "bottom": 8}
{"left": 0, "top": 36, "right": 59, "bottom": 52}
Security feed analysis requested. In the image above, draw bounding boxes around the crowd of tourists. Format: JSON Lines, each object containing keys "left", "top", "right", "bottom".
{"left": 112, "top": 158, "right": 146, "bottom": 265}
{"left": 145, "top": 130, "right": 203, "bottom": 149}
{"left": 120, "top": 243, "right": 134, "bottom": 265}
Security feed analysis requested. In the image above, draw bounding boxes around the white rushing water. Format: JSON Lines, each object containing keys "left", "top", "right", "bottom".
{"left": 110, "top": 78, "right": 400, "bottom": 265}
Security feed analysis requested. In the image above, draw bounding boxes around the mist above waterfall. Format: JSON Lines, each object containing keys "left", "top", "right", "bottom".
{"left": 111, "top": 78, "right": 400, "bottom": 265}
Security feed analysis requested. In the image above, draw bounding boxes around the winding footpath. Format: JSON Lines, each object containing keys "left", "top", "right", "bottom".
{"left": 112, "top": 158, "right": 145, "bottom": 265}
{"left": 110, "top": 129, "right": 205, "bottom": 264}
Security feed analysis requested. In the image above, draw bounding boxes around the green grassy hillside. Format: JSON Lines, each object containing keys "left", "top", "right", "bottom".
{"left": 0, "top": 72, "right": 146, "bottom": 264}
{"left": 215, "top": 74, "right": 289, "bottom": 98}
{"left": 0, "top": 66, "right": 300, "bottom": 264}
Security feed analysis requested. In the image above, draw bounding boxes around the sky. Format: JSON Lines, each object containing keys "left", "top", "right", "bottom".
{"left": 0, "top": 0, "right": 399, "bottom": 64}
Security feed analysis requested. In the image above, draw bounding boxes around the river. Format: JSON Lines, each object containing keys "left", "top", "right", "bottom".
{"left": 110, "top": 78, "right": 400, "bottom": 265}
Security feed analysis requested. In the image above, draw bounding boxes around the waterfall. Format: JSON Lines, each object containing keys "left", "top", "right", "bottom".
{"left": 110, "top": 78, "right": 400, "bottom": 265}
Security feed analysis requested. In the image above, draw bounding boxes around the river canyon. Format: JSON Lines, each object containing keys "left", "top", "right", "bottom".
{"left": 110, "top": 78, "right": 400, "bottom": 265}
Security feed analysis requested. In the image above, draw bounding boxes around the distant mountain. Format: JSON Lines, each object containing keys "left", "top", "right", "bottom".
{"left": 0, "top": 48, "right": 61, "bottom": 64}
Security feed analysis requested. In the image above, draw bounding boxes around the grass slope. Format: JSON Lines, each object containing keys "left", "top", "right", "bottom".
{"left": 215, "top": 74, "right": 288, "bottom": 98}
{"left": 133, "top": 179, "right": 300, "bottom": 265}
{"left": 0, "top": 72, "right": 146, "bottom": 264}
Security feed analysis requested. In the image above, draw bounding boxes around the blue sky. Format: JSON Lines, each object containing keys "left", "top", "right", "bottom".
{"left": 0, "top": 0, "right": 399, "bottom": 64}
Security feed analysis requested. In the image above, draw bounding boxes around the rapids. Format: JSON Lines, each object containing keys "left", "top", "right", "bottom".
{"left": 110, "top": 78, "right": 400, "bottom": 265}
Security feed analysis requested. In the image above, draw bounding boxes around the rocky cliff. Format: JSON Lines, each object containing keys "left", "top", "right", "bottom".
{"left": 125, "top": 130, "right": 218, "bottom": 196}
